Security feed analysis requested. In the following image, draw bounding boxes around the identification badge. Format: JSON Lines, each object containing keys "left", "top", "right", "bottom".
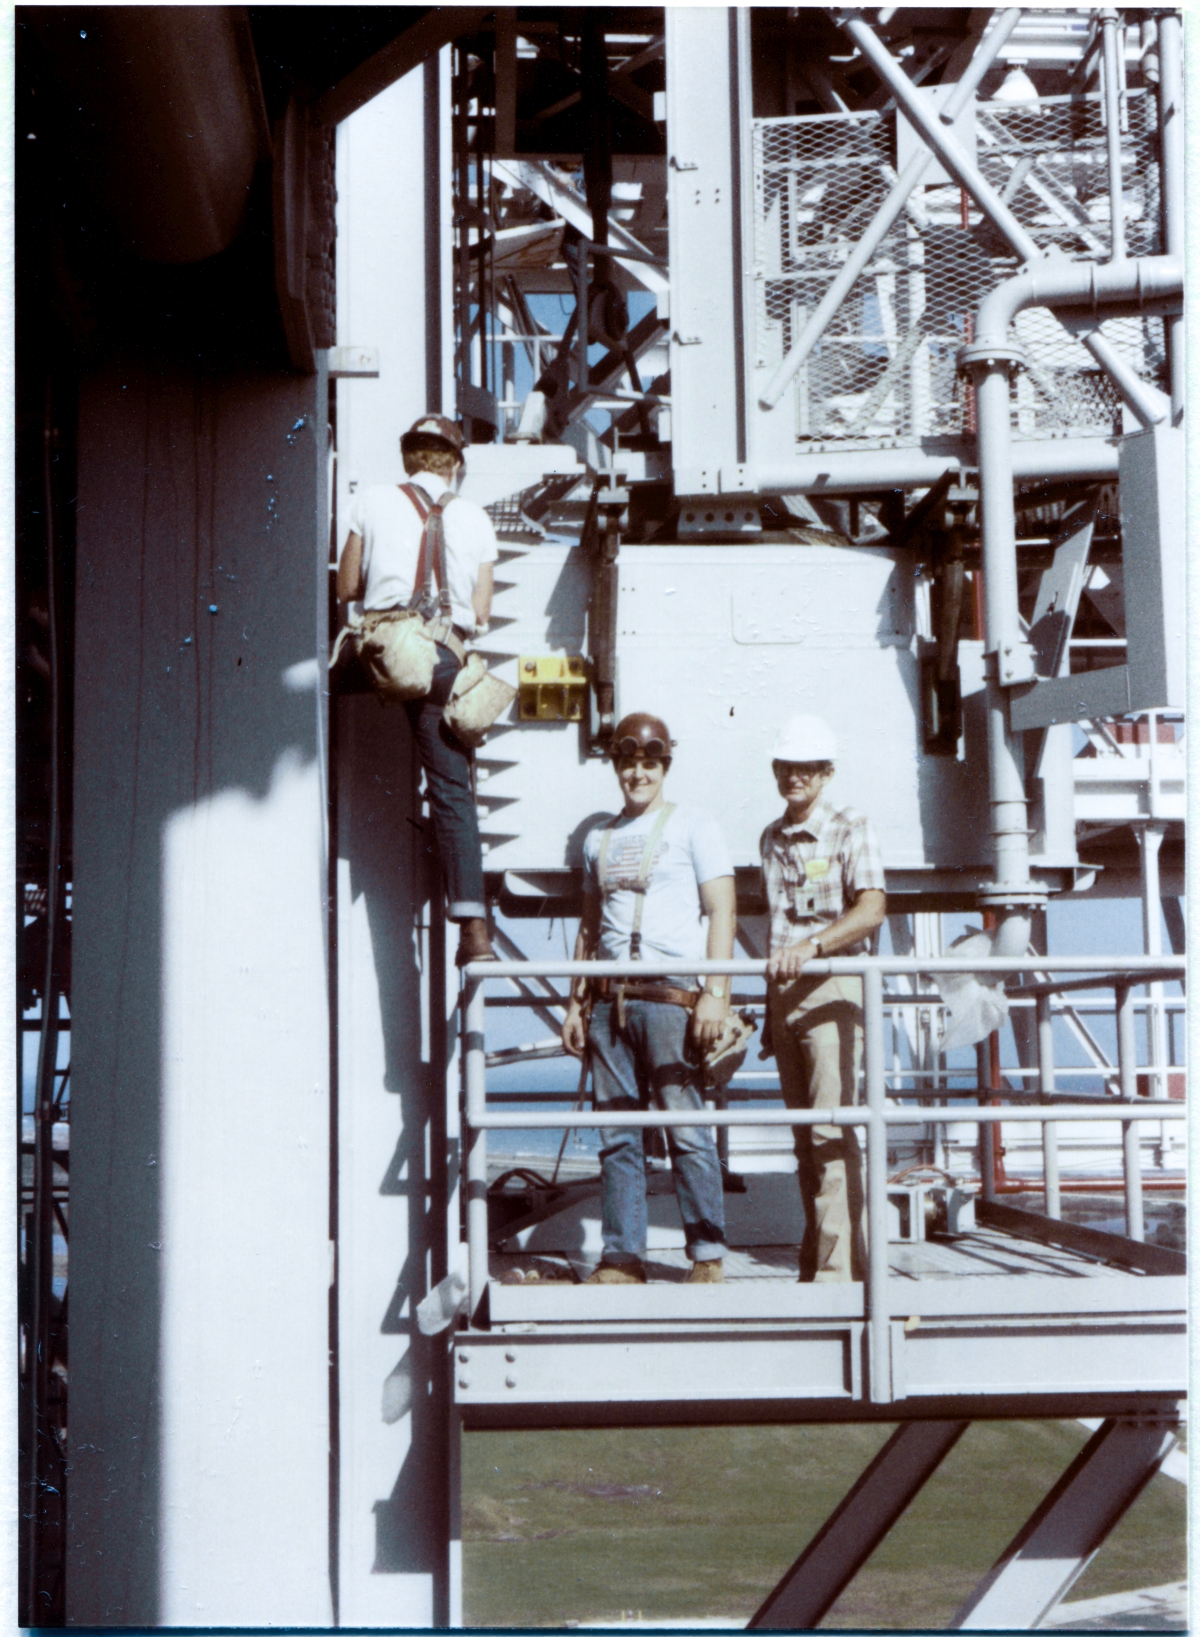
{"left": 806, "top": 858, "right": 830, "bottom": 880}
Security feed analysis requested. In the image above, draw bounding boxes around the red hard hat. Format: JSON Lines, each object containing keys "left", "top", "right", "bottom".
{"left": 610, "top": 712, "right": 676, "bottom": 761}
{"left": 400, "top": 414, "right": 465, "bottom": 457}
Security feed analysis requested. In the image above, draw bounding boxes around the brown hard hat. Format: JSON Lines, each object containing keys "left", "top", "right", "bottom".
{"left": 400, "top": 413, "right": 465, "bottom": 457}
{"left": 610, "top": 712, "right": 676, "bottom": 760}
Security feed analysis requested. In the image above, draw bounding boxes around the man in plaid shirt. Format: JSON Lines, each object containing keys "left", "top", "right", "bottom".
{"left": 760, "top": 715, "right": 886, "bottom": 1281}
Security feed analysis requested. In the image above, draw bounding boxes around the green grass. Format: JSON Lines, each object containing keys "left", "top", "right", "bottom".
{"left": 462, "top": 1422, "right": 1187, "bottom": 1628}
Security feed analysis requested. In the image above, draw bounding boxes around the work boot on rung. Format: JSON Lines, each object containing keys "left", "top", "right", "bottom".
{"left": 585, "top": 1261, "right": 647, "bottom": 1285}
{"left": 687, "top": 1259, "right": 725, "bottom": 1284}
{"left": 456, "top": 917, "right": 495, "bottom": 968}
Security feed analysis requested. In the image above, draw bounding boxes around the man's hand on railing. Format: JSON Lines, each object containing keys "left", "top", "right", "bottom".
{"left": 767, "top": 937, "right": 820, "bottom": 983}
{"left": 562, "top": 999, "right": 589, "bottom": 1059}
{"left": 691, "top": 989, "right": 729, "bottom": 1050}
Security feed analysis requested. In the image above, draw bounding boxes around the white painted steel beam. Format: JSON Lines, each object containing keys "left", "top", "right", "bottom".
{"left": 952, "top": 1417, "right": 1181, "bottom": 1629}
{"left": 749, "top": 1421, "right": 969, "bottom": 1628}
{"left": 667, "top": 6, "right": 748, "bottom": 490}
{"left": 492, "top": 158, "right": 668, "bottom": 295}
{"left": 453, "top": 1314, "right": 1185, "bottom": 1411}
{"left": 70, "top": 362, "right": 333, "bottom": 1627}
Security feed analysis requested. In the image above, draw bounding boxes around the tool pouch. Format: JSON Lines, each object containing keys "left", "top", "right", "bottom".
{"left": 702, "top": 1007, "right": 757, "bottom": 1089}
{"left": 443, "top": 651, "right": 517, "bottom": 748}
{"left": 354, "top": 607, "right": 439, "bottom": 701}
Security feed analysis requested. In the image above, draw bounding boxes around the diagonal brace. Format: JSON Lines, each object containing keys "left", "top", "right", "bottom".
{"left": 749, "top": 1420, "right": 970, "bottom": 1629}
{"left": 952, "top": 1414, "right": 1181, "bottom": 1629}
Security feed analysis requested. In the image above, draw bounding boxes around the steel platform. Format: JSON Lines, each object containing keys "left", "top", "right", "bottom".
{"left": 455, "top": 1207, "right": 1185, "bottom": 1428}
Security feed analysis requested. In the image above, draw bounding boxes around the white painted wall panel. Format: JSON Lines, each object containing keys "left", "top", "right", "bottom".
{"left": 69, "top": 362, "right": 332, "bottom": 1625}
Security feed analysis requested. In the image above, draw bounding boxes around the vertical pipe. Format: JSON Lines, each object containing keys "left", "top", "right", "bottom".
{"left": 464, "top": 977, "right": 489, "bottom": 1317}
{"left": 1037, "top": 993, "right": 1060, "bottom": 1219}
{"left": 973, "top": 357, "right": 1036, "bottom": 906}
{"left": 977, "top": 1041, "right": 997, "bottom": 1203}
{"left": 864, "top": 965, "right": 891, "bottom": 1404}
{"left": 1157, "top": 11, "right": 1184, "bottom": 424}
{"left": 1139, "top": 820, "right": 1168, "bottom": 1100}
{"left": 1115, "top": 981, "right": 1145, "bottom": 1242}
{"left": 1102, "top": 11, "right": 1126, "bottom": 263}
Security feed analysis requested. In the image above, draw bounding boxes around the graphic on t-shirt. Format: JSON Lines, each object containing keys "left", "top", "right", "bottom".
{"left": 603, "top": 833, "right": 669, "bottom": 892}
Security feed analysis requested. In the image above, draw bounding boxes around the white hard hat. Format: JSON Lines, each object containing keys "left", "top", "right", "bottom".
{"left": 771, "top": 715, "right": 838, "bottom": 764}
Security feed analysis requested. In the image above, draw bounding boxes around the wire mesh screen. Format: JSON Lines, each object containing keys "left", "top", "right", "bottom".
{"left": 751, "top": 91, "right": 1165, "bottom": 451}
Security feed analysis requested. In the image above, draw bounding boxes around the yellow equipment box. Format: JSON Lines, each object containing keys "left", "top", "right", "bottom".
{"left": 517, "top": 656, "right": 588, "bottom": 722}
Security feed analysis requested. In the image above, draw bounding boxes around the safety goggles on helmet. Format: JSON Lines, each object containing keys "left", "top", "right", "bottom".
{"left": 612, "top": 734, "right": 672, "bottom": 760}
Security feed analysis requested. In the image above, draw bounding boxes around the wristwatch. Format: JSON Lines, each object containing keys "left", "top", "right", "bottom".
{"left": 706, "top": 981, "right": 727, "bottom": 1000}
{"left": 810, "top": 934, "right": 824, "bottom": 956}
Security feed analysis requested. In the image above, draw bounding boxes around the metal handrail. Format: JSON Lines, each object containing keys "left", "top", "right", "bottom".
{"left": 460, "top": 955, "right": 1186, "bottom": 1403}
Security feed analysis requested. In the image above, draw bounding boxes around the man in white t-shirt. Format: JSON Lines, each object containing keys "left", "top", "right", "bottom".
{"left": 561, "top": 713, "right": 736, "bottom": 1284}
{"left": 337, "top": 414, "right": 498, "bottom": 965}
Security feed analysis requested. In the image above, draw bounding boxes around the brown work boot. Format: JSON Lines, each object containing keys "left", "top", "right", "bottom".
{"left": 585, "top": 1261, "right": 647, "bottom": 1285}
{"left": 687, "top": 1259, "right": 725, "bottom": 1284}
{"left": 455, "top": 917, "right": 495, "bottom": 967}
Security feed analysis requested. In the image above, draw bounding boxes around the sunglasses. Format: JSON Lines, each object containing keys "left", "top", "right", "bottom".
{"left": 774, "top": 761, "right": 831, "bottom": 777}
{"left": 612, "top": 735, "right": 672, "bottom": 759}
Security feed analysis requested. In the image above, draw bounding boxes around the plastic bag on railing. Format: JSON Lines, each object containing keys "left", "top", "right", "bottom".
{"left": 935, "top": 928, "right": 1010, "bottom": 1054}
{"left": 416, "top": 1270, "right": 468, "bottom": 1336}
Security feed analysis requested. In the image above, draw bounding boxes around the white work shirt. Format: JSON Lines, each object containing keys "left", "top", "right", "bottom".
{"left": 345, "top": 472, "right": 498, "bottom": 632}
{"left": 582, "top": 804, "right": 733, "bottom": 974}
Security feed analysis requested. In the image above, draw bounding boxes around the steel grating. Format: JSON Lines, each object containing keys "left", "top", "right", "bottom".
{"left": 751, "top": 93, "right": 1165, "bottom": 451}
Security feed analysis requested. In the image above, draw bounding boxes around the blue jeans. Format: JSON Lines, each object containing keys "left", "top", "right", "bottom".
{"left": 588, "top": 999, "right": 726, "bottom": 1264}
{"left": 404, "top": 644, "right": 485, "bottom": 920}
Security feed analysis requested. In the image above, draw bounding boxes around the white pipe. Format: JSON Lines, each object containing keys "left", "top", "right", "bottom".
{"left": 748, "top": 436, "right": 1120, "bottom": 497}
{"left": 1157, "top": 12, "right": 1184, "bottom": 423}
{"left": 1037, "top": 994, "right": 1061, "bottom": 1218}
{"left": 463, "top": 955, "right": 1184, "bottom": 978}
{"left": 1115, "top": 982, "right": 1145, "bottom": 1241}
{"left": 1138, "top": 822, "right": 1169, "bottom": 1102}
{"left": 1102, "top": 11, "right": 1127, "bottom": 263}
{"left": 464, "top": 977, "right": 490, "bottom": 1318}
{"left": 864, "top": 965, "right": 891, "bottom": 1404}
{"left": 466, "top": 1105, "right": 1183, "bottom": 1130}
{"left": 759, "top": 9, "right": 1024, "bottom": 410}
{"left": 964, "top": 254, "right": 1183, "bottom": 911}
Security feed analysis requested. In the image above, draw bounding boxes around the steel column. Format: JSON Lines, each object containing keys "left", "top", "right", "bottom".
{"left": 749, "top": 1421, "right": 970, "bottom": 1629}
{"left": 952, "top": 1415, "right": 1180, "bottom": 1629}
{"left": 863, "top": 965, "right": 891, "bottom": 1404}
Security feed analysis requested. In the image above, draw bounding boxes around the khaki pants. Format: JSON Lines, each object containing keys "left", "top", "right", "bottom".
{"left": 769, "top": 973, "right": 867, "bottom": 1282}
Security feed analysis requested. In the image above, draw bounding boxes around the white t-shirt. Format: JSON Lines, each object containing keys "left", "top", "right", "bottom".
{"left": 344, "top": 472, "right": 498, "bottom": 631}
{"left": 582, "top": 803, "right": 734, "bottom": 975}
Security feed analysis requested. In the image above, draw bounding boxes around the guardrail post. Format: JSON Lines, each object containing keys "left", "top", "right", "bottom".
{"left": 863, "top": 965, "right": 891, "bottom": 1403}
{"left": 464, "top": 975, "right": 490, "bottom": 1317}
{"left": 976, "top": 1042, "right": 997, "bottom": 1204}
{"left": 1036, "top": 994, "right": 1060, "bottom": 1220}
{"left": 1115, "top": 980, "right": 1145, "bottom": 1243}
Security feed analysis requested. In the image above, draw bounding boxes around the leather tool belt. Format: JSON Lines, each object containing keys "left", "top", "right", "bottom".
{"left": 594, "top": 977, "right": 699, "bottom": 1011}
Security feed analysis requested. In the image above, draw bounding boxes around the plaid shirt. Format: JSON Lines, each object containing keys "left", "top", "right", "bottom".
{"left": 760, "top": 799, "right": 886, "bottom": 955}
